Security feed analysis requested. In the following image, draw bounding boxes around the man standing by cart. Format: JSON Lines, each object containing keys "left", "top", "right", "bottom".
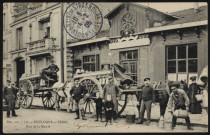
{"left": 136, "top": 78, "right": 155, "bottom": 126}
{"left": 70, "top": 78, "right": 88, "bottom": 120}
{"left": 103, "top": 76, "right": 121, "bottom": 123}
{"left": 4, "top": 80, "right": 18, "bottom": 117}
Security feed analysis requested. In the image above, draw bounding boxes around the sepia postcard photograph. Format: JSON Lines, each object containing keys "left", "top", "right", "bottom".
{"left": 2, "top": 1, "right": 208, "bottom": 133}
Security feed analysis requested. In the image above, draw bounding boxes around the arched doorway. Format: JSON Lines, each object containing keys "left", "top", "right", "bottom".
{"left": 15, "top": 57, "right": 25, "bottom": 87}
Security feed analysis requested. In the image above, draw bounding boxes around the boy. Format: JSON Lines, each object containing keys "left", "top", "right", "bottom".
{"left": 94, "top": 92, "right": 103, "bottom": 122}
{"left": 104, "top": 95, "right": 114, "bottom": 127}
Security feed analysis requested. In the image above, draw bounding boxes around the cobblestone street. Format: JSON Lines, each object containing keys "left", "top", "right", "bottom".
{"left": 3, "top": 97, "right": 208, "bottom": 133}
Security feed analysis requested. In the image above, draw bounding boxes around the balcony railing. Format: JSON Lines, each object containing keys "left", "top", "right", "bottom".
{"left": 26, "top": 38, "right": 56, "bottom": 53}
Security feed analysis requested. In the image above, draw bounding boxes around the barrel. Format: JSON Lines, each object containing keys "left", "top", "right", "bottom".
{"left": 126, "top": 110, "right": 136, "bottom": 124}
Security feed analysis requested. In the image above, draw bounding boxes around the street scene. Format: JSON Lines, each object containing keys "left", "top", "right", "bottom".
{"left": 2, "top": 2, "right": 208, "bottom": 133}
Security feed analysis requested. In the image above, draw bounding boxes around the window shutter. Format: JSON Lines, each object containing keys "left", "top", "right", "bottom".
{"left": 96, "top": 54, "right": 100, "bottom": 71}
{"left": 197, "top": 42, "right": 205, "bottom": 75}
{"left": 154, "top": 45, "right": 165, "bottom": 82}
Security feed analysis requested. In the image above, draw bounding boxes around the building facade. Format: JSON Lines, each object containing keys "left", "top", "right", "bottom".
{"left": 6, "top": 3, "right": 65, "bottom": 86}
{"left": 66, "top": 3, "right": 208, "bottom": 86}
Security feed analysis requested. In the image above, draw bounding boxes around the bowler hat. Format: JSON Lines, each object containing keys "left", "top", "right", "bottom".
{"left": 144, "top": 78, "right": 150, "bottom": 81}
{"left": 190, "top": 76, "right": 196, "bottom": 81}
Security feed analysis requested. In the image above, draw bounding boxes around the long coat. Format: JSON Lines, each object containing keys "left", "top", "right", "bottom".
{"left": 188, "top": 83, "right": 202, "bottom": 113}
{"left": 4, "top": 86, "right": 17, "bottom": 110}
{"left": 103, "top": 83, "right": 120, "bottom": 111}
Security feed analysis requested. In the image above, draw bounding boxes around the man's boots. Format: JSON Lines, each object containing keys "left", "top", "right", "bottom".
{"left": 186, "top": 117, "right": 193, "bottom": 130}
{"left": 74, "top": 109, "right": 79, "bottom": 119}
{"left": 81, "top": 109, "right": 87, "bottom": 120}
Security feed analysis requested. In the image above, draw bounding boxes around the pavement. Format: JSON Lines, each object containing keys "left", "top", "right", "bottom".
{"left": 2, "top": 97, "right": 208, "bottom": 133}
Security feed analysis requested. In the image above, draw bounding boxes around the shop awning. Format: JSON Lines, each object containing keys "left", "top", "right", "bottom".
{"left": 67, "top": 37, "right": 109, "bottom": 47}
{"left": 109, "top": 38, "right": 150, "bottom": 50}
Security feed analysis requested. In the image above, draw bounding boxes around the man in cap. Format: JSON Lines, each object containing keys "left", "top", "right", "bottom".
{"left": 136, "top": 78, "right": 155, "bottom": 126}
{"left": 4, "top": 80, "right": 18, "bottom": 117}
{"left": 102, "top": 76, "right": 121, "bottom": 123}
{"left": 188, "top": 76, "right": 202, "bottom": 114}
{"left": 167, "top": 81, "right": 193, "bottom": 130}
{"left": 41, "top": 59, "right": 59, "bottom": 85}
{"left": 70, "top": 78, "right": 88, "bottom": 120}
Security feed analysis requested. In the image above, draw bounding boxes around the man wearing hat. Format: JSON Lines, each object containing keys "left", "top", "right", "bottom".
{"left": 188, "top": 76, "right": 202, "bottom": 114}
{"left": 167, "top": 81, "right": 193, "bottom": 130}
{"left": 136, "top": 78, "right": 155, "bottom": 126}
{"left": 4, "top": 80, "right": 18, "bottom": 117}
{"left": 102, "top": 76, "right": 121, "bottom": 123}
{"left": 41, "top": 59, "right": 59, "bottom": 86}
{"left": 70, "top": 78, "right": 88, "bottom": 120}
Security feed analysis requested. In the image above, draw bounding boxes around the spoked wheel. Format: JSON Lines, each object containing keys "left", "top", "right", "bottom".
{"left": 19, "top": 80, "right": 34, "bottom": 108}
{"left": 79, "top": 77, "right": 103, "bottom": 116}
{"left": 42, "top": 90, "right": 55, "bottom": 109}
{"left": 117, "top": 93, "right": 128, "bottom": 116}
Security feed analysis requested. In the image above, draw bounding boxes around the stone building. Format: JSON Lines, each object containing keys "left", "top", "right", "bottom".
{"left": 66, "top": 3, "right": 208, "bottom": 86}
{"left": 6, "top": 3, "right": 65, "bottom": 86}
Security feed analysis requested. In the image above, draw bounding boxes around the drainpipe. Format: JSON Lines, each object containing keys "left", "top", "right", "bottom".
{"left": 60, "top": 3, "right": 64, "bottom": 82}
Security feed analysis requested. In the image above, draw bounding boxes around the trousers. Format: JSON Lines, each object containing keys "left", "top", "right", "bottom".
{"left": 139, "top": 100, "right": 152, "bottom": 121}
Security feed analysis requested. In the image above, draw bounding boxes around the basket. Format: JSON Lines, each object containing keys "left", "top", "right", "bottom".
{"left": 195, "top": 94, "right": 203, "bottom": 101}
{"left": 173, "top": 109, "right": 188, "bottom": 118}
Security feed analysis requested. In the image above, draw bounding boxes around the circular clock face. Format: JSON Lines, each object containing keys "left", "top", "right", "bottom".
{"left": 121, "top": 12, "right": 136, "bottom": 31}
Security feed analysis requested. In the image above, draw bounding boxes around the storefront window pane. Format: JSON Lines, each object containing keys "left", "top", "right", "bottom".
{"left": 127, "top": 51, "right": 132, "bottom": 59}
{"left": 188, "top": 59, "right": 197, "bottom": 72}
{"left": 178, "top": 46, "right": 186, "bottom": 59}
{"left": 188, "top": 44, "right": 197, "bottom": 58}
{"left": 133, "top": 50, "right": 138, "bottom": 60}
{"left": 168, "top": 61, "right": 176, "bottom": 73}
{"left": 178, "top": 60, "right": 186, "bottom": 72}
{"left": 168, "top": 46, "right": 176, "bottom": 59}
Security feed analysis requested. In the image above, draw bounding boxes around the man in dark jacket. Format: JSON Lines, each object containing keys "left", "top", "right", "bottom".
{"left": 70, "top": 78, "right": 88, "bottom": 120}
{"left": 167, "top": 82, "right": 193, "bottom": 130}
{"left": 136, "top": 78, "right": 155, "bottom": 126}
{"left": 4, "top": 80, "right": 18, "bottom": 117}
{"left": 41, "top": 59, "right": 59, "bottom": 86}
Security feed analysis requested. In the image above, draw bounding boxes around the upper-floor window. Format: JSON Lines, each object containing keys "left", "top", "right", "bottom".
{"left": 166, "top": 44, "right": 198, "bottom": 84}
{"left": 17, "top": 27, "right": 23, "bottom": 50}
{"left": 39, "top": 20, "right": 50, "bottom": 39}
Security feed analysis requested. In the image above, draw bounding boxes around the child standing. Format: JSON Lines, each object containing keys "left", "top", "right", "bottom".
{"left": 94, "top": 92, "right": 103, "bottom": 122}
{"left": 104, "top": 95, "right": 114, "bottom": 127}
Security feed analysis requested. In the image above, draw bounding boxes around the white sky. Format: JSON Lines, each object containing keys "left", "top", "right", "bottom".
{"left": 139, "top": 2, "right": 207, "bottom": 13}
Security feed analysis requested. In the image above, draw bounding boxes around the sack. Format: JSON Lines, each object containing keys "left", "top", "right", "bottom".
{"left": 173, "top": 109, "right": 188, "bottom": 118}
{"left": 15, "top": 101, "right": 20, "bottom": 109}
{"left": 195, "top": 94, "right": 203, "bottom": 101}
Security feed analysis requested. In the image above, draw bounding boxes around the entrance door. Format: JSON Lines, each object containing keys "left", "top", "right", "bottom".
{"left": 16, "top": 59, "right": 25, "bottom": 87}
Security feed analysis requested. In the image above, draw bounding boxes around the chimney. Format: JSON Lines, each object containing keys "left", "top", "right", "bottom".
{"left": 194, "top": 2, "right": 199, "bottom": 13}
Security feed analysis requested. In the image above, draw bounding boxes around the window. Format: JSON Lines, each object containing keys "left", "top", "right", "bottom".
{"left": 17, "top": 27, "right": 23, "bottom": 49}
{"left": 73, "top": 60, "right": 82, "bottom": 74}
{"left": 119, "top": 50, "right": 138, "bottom": 86}
{"left": 166, "top": 44, "right": 198, "bottom": 83}
{"left": 3, "top": 40, "right": 8, "bottom": 58}
{"left": 39, "top": 21, "right": 50, "bottom": 39}
{"left": 83, "top": 54, "right": 100, "bottom": 72}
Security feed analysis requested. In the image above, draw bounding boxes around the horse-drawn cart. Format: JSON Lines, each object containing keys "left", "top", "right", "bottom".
{"left": 18, "top": 74, "right": 57, "bottom": 109}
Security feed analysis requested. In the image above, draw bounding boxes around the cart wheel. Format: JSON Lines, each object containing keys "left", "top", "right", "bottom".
{"left": 117, "top": 93, "right": 128, "bottom": 116}
{"left": 79, "top": 77, "right": 103, "bottom": 116}
{"left": 19, "top": 80, "right": 34, "bottom": 108}
{"left": 42, "top": 90, "right": 55, "bottom": 109}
